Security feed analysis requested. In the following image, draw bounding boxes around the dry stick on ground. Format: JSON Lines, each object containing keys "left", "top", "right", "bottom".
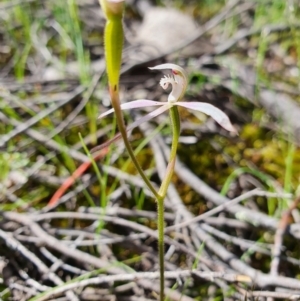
{"left": 245, "top": 291, "right": 300, "bottom": 300}
{"left": 39, "top": 247, "right": 88, "bottom": 276}
{"left": 203, "top": 216, "right": 250, "bottom": 230}
{"left": 236, "top": 283, "right": 300, "bottom": 301}
{"left": 172, "top": 169, "right": 300, "bottom": 289}
{"left": 79, "top": 206, "right": 176, "bottom": 221}
{"left": 200, "top": 222, "right": 300, "bottom": 268}
{"left": 19, "top": 270, "right": 250, "bottom": 301}
{"left": 165, "top": 189, "right": 291, "bottom": 233}
{"left": 45, "top": 229, "right": 148, "bottom": 247}
{"left": 29, "top": 211, "right": 214, "bottom": 266}
{"left": 0, "top": 90, "right": 42, "bottom": 113}
{"left": 0, "top": 229, "right": 79, "bottom": 301}
{"left": 270, "top": 196, "right": 300, "bottom": 276}
{"left": 200, "top": 223, "right": 273, "bottom": 256}
{"left": 1, "top": 211, "right": 196, "bottom": 301}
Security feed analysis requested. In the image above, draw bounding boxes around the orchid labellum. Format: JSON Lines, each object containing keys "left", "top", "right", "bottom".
{"left": 99, "top": 64, "right": 237, "bottom": 134}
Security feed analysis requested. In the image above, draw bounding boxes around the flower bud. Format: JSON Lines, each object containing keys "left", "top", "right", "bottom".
{"left": 99, "top": 0, "right": 124, "bottom": 20}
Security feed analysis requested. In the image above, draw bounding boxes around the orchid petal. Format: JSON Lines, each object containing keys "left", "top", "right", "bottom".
{"left": 175, "top": 102, "right": 237, "bottom": 133}
{"left": 149, "top": 64, "right": 187, "bottom": 81}
{"left": 98, "top": 100, "right": 163, "bottom": 119}
{"left": 149, "top": 63, "right": 187, "bottom": 102}
{"left": 126, "top": 104, "right": 170, "bottom": 131}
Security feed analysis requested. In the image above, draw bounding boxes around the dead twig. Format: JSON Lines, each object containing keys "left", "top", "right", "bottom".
{"left": 270, "top": 196, "right": 300, "bottom": 276}
{"left": 0, "top": 229, "right": 79, "bottom": 301}
{"left": 29, "top": 270, "right": 251, "bottom": 301}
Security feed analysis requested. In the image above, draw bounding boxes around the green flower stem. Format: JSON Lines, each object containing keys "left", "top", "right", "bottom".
{"left": 157, "top": 105, "right": 181, "bottom": 301}
{"left": 110, "top": 89, "right": 160, "bottom": 199}
{"left": 158, "top": 106, "right": 181, "bottom": 198}
{"left": 157, "top": 197, "right": 165, "bottom": 301}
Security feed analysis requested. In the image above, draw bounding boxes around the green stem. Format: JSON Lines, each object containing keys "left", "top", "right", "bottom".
{"left": 159, "top": 106, "right": 181, "bottom": 197}
{"left": 110, "top": 89, "right": 160, "bottom": 199}
{"left": 157, "top": 196, "right": 165, "bottom": 301}
{"left": 157, "top": 105, "right": 181, "bottom": 301}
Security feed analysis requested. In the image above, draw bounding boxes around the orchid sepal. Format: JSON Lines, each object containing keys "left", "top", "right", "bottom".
{"left": 99, "top": 99, "right": 236, "bottom": 133}
{"left": 98, "top": 99, "right": 165, "bottom": 119}
{"left": 175, "top": 102, "right": 237, "bottom": 134}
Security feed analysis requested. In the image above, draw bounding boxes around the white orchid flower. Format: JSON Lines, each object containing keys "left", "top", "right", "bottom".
{"left": 99, "top": 63, "right": 237, "bottom": 134}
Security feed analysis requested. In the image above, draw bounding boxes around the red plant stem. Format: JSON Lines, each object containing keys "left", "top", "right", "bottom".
{"left": 47, "top": 148, "right": 109, "bottom": 207}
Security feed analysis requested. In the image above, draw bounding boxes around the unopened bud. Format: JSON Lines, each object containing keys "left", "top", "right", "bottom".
{"left": 99, "top": 0, "right": 124, "bottom": 20}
